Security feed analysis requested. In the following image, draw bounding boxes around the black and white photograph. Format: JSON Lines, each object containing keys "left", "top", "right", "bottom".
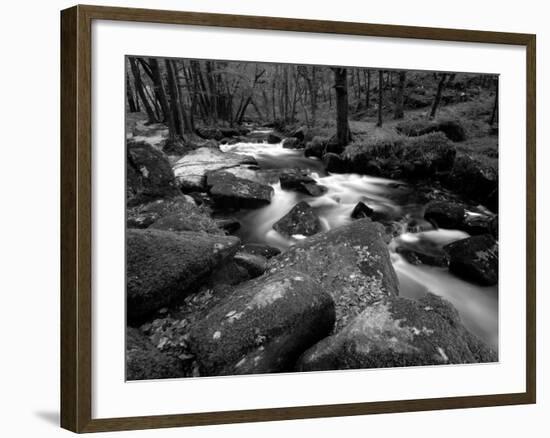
{"left": 125, "top": 56, "right": 499, "bottom": 380}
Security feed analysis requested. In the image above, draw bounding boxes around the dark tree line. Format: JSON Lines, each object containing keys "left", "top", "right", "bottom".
{"left": 126, "top": 57, "right": 499, "bottom": 148}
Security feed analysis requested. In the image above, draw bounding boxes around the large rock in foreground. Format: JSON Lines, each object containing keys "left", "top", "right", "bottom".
{"left": 127, "top": 140, "right": 180, "bottom": 206}
{"left": 206, "top": 171, "right": 273, "bottom": 209}
{"left": 444, "top": 234, "right": 498, "bottom": 286}
{"left": 126, "top": 327, "right": 184, "bottom": 380}
{"left": 172, "top": 147, "right": 257, "bottom": 192}
{"left": 127, "top": 229, "right": 240, "bottom": 321}
{"left": 269, "top": 219, "right": 399, "bottom": 330}
{"left": 273, "top": 201, "right": 321, "bottom": 237}
{"left": 189, "top": 270, "right": 335, "bottom": 376}
{"left": 297, "top": 294, "right": 497, "bottom": 372}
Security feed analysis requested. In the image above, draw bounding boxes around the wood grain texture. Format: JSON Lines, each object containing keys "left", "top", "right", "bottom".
{"left": 525, "top": 34, "right": 536, "bottom": 404}
{"left": 60, "top": 4, "right": 537, "bottom": 433}
{"left": 60, "top": 5, "right": 78, "bottom": 432}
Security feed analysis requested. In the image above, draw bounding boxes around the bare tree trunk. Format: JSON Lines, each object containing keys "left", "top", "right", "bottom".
{"left": 205, "top": 61, "right": 219, "bottom": 123}
{"left": 172, "top": 61, "right": 193, "bottom": 133}
{"left": 271, "top": 76, "right": 277, "bottom": 121}
{"left": 149, "top": 58, "right": 170, "bottom": 122}
{"left": 284, "top": 66, "right": 290, "bottom": 122}
{"left": 190, "top": 61, "right": 210, "bottom": 123}
{"left": 251, "top": 100, "right": 264, "bottom": 121}
{"left": 363, "top": 70, "right": 371, "bottom": 110}
{"left": 165, "top": 59, "right": 186, "bottom": 139}
{"left": 181, "top": 62, "right": 197, "bottom": 130}
{"left": 126, "top": 72, "right": 138, "bottom": 112}
{"left": 394, "top": 71, "right": 406, "bottom": 120}
{"left": 149, "top": 58, "right": 175, "bottom": 138}
{"left": 310, "top": 67, "right": 318, "bottom": 126}
{"left": 355, "top": 70, "right": 361, "bottom": 102}
{"left": 290, "top": 68, "right": 299, "bottom": 124}
{"left": 128, "top": 57, "right": 157, "bottom": 123}
{"left": 489, "top": 77, "right": 499, "bottom": 126}
{"left": 377, "top": 70, "right": 384, "bottom": 127}
{"left": 429, "top": 73, "right": 448, "bottom": 119}
{"left": 333, "top": 67, "right": 351, "bottom": 147}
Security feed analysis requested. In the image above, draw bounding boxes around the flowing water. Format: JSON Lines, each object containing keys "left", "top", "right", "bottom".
{"left": 220, "top": 134, "right": 498, "bottom": 351}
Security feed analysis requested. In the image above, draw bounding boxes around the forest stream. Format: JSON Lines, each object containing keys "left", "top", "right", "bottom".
{"left": 220, "top": 130, "right": 498, "bottom": 351}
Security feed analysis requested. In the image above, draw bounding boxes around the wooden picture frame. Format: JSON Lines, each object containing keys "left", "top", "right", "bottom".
{"left": 60, "top": 4, "right": 536, "bottom": 433}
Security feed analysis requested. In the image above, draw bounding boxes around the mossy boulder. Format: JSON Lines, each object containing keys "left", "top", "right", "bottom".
{"left": 282, "top": 137, "right": 304, "bottom": 149}
{"left": 126, "top": 327, "right": 184, "bottom": 380}
{"left": 149, "top": 211, "right": 222, "bottom": 234}
{"left": 304, "top": 136, "right": 327, "bottom": 159}
{"left": 126, "top": 140, "right": 180, "bottom": 206}
{"left": 444, "top": 234, "right": 498, "bottom": 286}
{"left": 323, "top": 152, "right": 348, "bottom": 173}
{"left": 396, "top": 118, "right": 466, "bottom": 142}
{"left": 437, "top": 119, "right": 467, "bottom": 142}
{"left": 343, "top": 133, "right": 456, "bottom": 179}
{"left": 446, "top": 154, "right": 498, "bottom": 208}
{"left": 402, "top": 133, "right": 457, "bottom": 174}
{"left": 297, "top": 293, "right": 497, "bottom": 371}
{"left": 268, "top": 219, "right": 398, "bottom": 330}
{"left": 206, "top": 171, "right": 273, "bottom": 209}
{"left": 188, "top": 270, "right": 335, "bottom": 376}
{"left": 424, "top": 201, "right": 466, "bottom": 229}
{"left": 267, "top": 133, "right": 283, "bottom": 144}
{"left": 351, "top": 201, "right": 374, "bottom": 219}
{"left": 240, "top": 243, "right": 281, "bottom": 259}
{"left": 395, "top": 239, "right": 449, "bottom": 267}
{"left": 461, "top": 214, "right": 494, "bottom": 236}
{"left": 196, "top": 127, "right": 224, "bottom": 141}
{"left": 272, "top": 201, "right": 321, "bottom": 237}
{"left": 172, "top": 147, "right": 257, "bottom": 192}
{"left": 127, "top": 229, "right": 240, "bottom": 321}
{"left": 126, "top": 195, "right": 222, "bottom": 234}
{"left": 288, "top": 126, "right": 307, "bottom": 141}
{"left": 233, "top": 252, "right": 268, "bottom": 278}
{"left": 279, "top": 169, "right": 327, "bottom": 197}
{"left": 127, "top": 195, "right": 194, "bottom": 229}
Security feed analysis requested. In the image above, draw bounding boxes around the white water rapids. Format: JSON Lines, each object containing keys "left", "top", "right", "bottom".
{"left": 220, "top": 136, "right": 498, "bottom": 350}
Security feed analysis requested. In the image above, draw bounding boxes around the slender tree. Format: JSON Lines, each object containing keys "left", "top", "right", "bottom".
{"left": 489, "top": 76, "right": 499, "bottom": 126}
{"left": 364, "top": 70, "right": 371, "bottom": 110}
{"left": 126, "top": 72, "right": 138, "bottom": 113}
{"left": 128, "top": 57, "right": 157, "bottom": 123}
{"left": 149, "top": 58, "right": 174, "bottom": 138}
{"left": 394, "top": 71, "right": 406, "bottom": 119}
{"left": 377, "top": 70, "right": 384, "bottom": 127}
{"left": 333, "top": 67, "right": 351, "bottom": 147}
{"left": 429, "top": 73, "right": 448, "bottom": 119}
{"left": 204, "top": 61, "right": 219, "bottom": 122}
{"left": 164, "top": 59, "right": 186, "bottom": 139}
